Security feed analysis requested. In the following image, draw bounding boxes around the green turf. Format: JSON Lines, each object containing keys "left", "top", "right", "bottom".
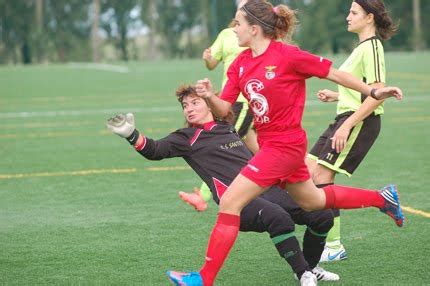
{"left": 0, "top": 53, "right": 429, "bottom": 285}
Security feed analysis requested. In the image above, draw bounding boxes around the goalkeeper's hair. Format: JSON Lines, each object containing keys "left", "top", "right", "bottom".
{"left": 175, "top": 84, "right": 235, "bottom": 126}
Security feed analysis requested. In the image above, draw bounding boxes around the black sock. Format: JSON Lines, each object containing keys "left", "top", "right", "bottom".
{"left": 303, "top": 228, "right": 327, "bottom": 269}
{"left": 273, "top": 233, "right": 310, "bottom": 277}
{"left": 332, "top": 208, "right": 340, "bottom": 217}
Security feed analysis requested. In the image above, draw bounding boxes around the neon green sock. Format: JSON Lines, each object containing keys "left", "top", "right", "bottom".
{"left": 199, "top": 182, "right": 212, "bottom": 202}
{"left": 326, "top": 216, "right": 341, "bottom": 248}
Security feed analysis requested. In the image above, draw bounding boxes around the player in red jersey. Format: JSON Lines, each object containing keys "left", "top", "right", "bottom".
{"left": 108, "top": 85, "right": 340, "bottom": 284}
{"left": 168, "top": 1, "right": 404, "bottom": 285}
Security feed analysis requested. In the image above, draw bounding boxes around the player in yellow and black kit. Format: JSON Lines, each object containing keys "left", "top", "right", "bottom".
{"left": 306, "top": 0, "right": 398, "bottom": 262}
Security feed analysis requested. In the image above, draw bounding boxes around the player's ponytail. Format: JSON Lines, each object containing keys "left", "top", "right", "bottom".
{"left": 240, "top": 0, "right": 296, "bottom": 41}
{"left": 272, "top": 4, "right": 297, "bottom": 41}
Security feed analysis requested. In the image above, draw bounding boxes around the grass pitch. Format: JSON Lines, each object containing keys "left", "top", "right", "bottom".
{"left": 0, "top": 53, "right": 429, "bottom": 285}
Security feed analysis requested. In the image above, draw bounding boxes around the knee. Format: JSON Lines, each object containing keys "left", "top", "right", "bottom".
{"left": 311, "top": 165, "right": 335, "bottom": 185}
{"left": 295, "top": 199, "right": 321, "bottom": 212}
{"left": 305, "top": 157, "right": 317, "bottom": 174}
{"left": 260, "top": 207, "right": 295, "bottom": 237}
{"left": 219, "top": 193, "right": 243, "bottom": 214}
{"left": 292, "top": 187, "right": 327, "bottom": 212}
{"left": 308, "top": 211, "right": 334, "bottom": 233}
{"left": 219, "top": 194, "right": 233, "bottom": 209}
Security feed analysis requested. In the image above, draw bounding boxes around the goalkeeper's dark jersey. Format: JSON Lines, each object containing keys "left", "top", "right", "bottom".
{"left": 136, "top": 121, "right": 252, "bottom": 204}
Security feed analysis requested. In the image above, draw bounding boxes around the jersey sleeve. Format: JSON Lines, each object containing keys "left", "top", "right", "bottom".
{"left": 220, "top": 57, "right": 241, "bottom": 104}
{"left": 137, "top": 130, "right": 191, "bottom": 160}
{"left": 291, "top": 47, "right": 332, "bottom": 79}
{"left": 361, "top": 41, "right": 386, "bottom": 84}
{"left": 210, "top": 29, "right": 226, "bottom": 62}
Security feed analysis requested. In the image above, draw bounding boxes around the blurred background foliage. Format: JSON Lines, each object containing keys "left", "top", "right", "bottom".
{"left": 0, "top": 0, "right": 428, "bottom": 64}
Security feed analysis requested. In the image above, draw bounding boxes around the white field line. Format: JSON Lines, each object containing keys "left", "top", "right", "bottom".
{"left": 0, "top": 166, "right": 190, "bottom": 180}
{"left": 1, "top": 95, "right": 427, "bottom": 119}
{"left": 0, "top": 106, "right": 179, "bottom": 119}
{"left": 68, "top": 62, "right": 129, "bottom": 73}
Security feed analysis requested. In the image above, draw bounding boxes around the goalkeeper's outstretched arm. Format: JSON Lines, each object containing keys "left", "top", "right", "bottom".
{"left": 107, "top": 113, "right": 191, "bottom": 160}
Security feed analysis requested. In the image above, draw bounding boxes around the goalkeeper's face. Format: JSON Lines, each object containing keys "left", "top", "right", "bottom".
{"left": 181, "top": 95, "right": 214, "bottom": 126}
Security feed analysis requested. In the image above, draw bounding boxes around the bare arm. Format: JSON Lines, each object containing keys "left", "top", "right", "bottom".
{"left": 202, "top": 48, "right": 219, "bottom": 70}
{"left": 195, "top": 78, "right": 232, "bottom": 118}
{"left": 340, "top": 82, "right": 385, "bottom": 129}
{"left": 326, "top": 68, "right": 402, "bottom": 100}
{"left": 330, "top": 82, "right": 385, "bottom": 153}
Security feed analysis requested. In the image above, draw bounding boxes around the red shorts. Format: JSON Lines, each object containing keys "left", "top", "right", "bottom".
{"left": 240, "top": 129, "right": 310, "bottom": 189}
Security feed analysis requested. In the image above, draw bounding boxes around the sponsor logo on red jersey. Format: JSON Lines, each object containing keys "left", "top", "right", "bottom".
{"left": 245, "top": 79, "right": 270, "bottom": 124}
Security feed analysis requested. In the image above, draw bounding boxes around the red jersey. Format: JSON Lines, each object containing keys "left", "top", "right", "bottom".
{"left": 221, "top": 40, "right": 332, "bottom": 136}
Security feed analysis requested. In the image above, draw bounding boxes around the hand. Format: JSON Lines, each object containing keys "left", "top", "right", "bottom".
{"left": 317, "top": 89, "right": 338, "bottom": 102}
{"left": 106, "top": 113, "right": 135, "bottom": 138}
{"left": 331, "top": 124, "right": 351, "bottom": 153}
{"left": 195, "top": 78, "right": 214, "bottom": 99}
{"left": 202, "top": 48, "right": 212, "bottom": 61}
{"left": 374, "top": 87, "right": 403, "bottom": 100}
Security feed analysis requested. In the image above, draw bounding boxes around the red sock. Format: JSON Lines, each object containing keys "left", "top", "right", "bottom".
{"left": 323, "top": 184, "right": 384, "bottom": 209}
{"left": 200, "top": 212, "right": 240, "bottom": 286}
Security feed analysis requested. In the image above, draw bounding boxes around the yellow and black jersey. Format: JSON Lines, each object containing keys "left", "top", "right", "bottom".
{"left": 337, "top": 36, "right": 386, "bottom": 115}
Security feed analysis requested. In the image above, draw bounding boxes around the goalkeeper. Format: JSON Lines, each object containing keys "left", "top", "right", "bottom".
{"left": 179, "top": 0, "right": 258, "bottom": 212}
{"left": 106, "top": 84, "right": 339, "bottom": 282}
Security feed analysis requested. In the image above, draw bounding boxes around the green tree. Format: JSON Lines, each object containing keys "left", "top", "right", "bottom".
{"left": 32, "top": 0, "right": 46, "bottom": 62}
{"left": 44, "top": 0, "right": 92, "bottom": 62}
{"left": 294, "top": 0, "right": 352, "bottom": 54}
{"left": 208, "top": 0, "right": 236, "bottom": 41}
{"left": 157, "top": 0, "right": 185, "bottom": 57}
{"left": 155, "top": 0, "right": 198, "bottom": 58}
{"left": 0, "top": 0, "right": 34, "bottom": 64}
{"left": 387, "top": 0, "right": 429, "bottom": 51}
{"left": 294, "top": 0, "right": 429, "bottom": 53}
{"left": 422, "top": 0, "right": 430, "bottom": 48}
{"left": 101, "top": 0, "right": 137, "bottom": 61}
{"left": 140, "top": 0, "right": 157, "bottom": 59}
{"left": 91, "top": 0, "right": 101, "bottom": 62}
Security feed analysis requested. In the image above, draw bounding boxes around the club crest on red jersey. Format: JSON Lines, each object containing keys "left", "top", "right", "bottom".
{"left": 265, "top": 66, "right": 276, "bottom": 80}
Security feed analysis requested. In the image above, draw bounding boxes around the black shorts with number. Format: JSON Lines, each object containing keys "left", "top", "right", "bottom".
{"left": 232, "top": 102, "right": 254, "bottom": 138}
{"left": 308, "top": 111, "right": 381, "bottom": 177}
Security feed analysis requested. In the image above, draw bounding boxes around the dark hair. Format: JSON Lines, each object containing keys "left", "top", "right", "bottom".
{"left": 354, "top": 0, "right": 398, "bottom": 40}
{"left": 228, "top": 18, "right": 236, "bottom": 28}
{"left": 175, "top": 84, "right": 198, "bottom": 105}
{"left": 240, "top": 0, "right": 297, "bottom": 41}
{"left": 175, "top": 84, "right": 235, "bottom": 126}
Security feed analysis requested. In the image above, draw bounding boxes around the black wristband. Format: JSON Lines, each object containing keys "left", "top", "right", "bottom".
{"left": 370, "top": 88, "right": 379, "bottom": 100}
{"left": 126, "top": 129, "right": 140, "bottom": 145}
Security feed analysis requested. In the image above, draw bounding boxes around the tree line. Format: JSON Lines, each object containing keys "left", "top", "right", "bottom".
{"left": 0, "top": 0, "right": 428, "bottom": 64}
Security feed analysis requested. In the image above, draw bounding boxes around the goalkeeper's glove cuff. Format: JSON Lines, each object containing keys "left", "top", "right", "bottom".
{"left": 126, "top": 129, "right": 140, "bottom": 145}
